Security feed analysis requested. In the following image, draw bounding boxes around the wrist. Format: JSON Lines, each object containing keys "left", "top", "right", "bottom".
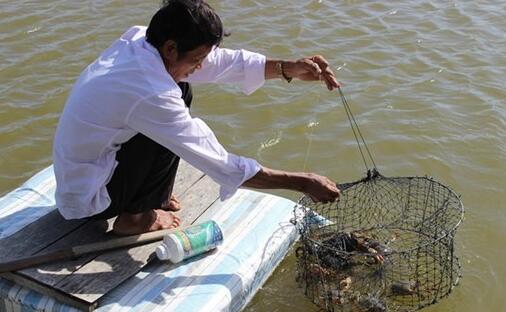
{"left": 291, "top": 172, "right": 312, "bottom": 193}
{"left": 280, "top": 61, "right": 293, "bottom": 83}
{"left": 275, "top": 61, "right": 293, "bottom": 83}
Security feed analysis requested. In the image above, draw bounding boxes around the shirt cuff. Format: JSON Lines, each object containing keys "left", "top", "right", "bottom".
{"left": 219, "top": 156, "right": 262, "bottom": 201}
{"left": 241, "top": 50, "right": 266, "bottom": 95}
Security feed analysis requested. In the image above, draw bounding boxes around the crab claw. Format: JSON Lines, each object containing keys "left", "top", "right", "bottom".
{"left": 367, "top": 247, "right": 385, "bottom": 264}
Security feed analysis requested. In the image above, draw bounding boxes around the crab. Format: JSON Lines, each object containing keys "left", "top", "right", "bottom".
{"left": 391, "top": 280, "right": 419, "bottom": 296}
{"left": 348, "top": 231, "right": 393, "bottom": 264}
{"left": 356, "top": 293, "right": 387, "bottom": 312}
{"left": 326, "top": 277, "right": 353, "bottom": 305}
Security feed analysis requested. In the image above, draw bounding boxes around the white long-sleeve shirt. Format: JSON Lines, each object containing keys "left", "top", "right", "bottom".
{"left": 53, "top": 26, "right": 266, "bottom": 219}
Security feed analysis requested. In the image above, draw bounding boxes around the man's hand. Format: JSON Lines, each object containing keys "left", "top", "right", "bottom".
{"left": 301, "top": 172, "right": 341, "bottom": 203}
{"left": 265, "top": 56, "right": 341, "bottom": 90}
{"left": 242, "top": 166, "right": 340, "bottom": 203}
{"left": 285, "top": 55, "right": 341, "bottom": 90}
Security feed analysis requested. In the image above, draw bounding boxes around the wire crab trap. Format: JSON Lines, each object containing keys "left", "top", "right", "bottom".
{"left": 294, "top": 89, "right": 464, "bottom": 312}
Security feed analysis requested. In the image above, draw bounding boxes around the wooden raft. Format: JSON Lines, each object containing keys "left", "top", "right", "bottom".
{"left": 0, "top": 161, "right": 220, "bottom": 311}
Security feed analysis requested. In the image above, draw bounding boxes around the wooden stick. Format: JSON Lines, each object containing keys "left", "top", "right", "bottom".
{"left": 0, "top": 228, "right": 180, "bottom": 273}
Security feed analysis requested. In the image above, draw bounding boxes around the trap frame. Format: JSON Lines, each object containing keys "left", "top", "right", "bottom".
{"left": 294, "top": 89, "right": 464, "bottom": 312}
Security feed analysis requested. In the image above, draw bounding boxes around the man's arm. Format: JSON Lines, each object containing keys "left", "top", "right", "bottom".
{"left": 242, "top": 166, "right": 341, "bottom": 203}
{"left": 265, "top": 56, "right": 341, "bottom": 90}
{"left": 185, "top": 47, "right": 265, "bottom": 95}
{"left": 187, "top": 48, "right": 340, "bottom": 93}
{"left": 127, "top": 93, "right": 263, "bottom": 201}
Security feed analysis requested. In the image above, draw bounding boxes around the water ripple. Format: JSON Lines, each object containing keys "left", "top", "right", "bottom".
{"left": 1, "top": 0, "right": 506, "bottom": 311}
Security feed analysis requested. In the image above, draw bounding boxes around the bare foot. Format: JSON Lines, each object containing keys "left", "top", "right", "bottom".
{"left": 113, "top": 209, "right": 181, "bottom": 235}
{"left": 162, "top": 195, "right": 182, "bottom": 212}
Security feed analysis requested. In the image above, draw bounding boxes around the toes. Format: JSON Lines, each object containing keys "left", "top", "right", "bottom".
{"left": 170, "top": 195, "right": 180, "bottom": 204}
{"left": 163, "top": 195, "right": 182, "bottom": 212}
{"left": 170, "top": 201, "right": 182, "bottom": 211}
{"left": 172, "top": 214, "right": 181, "bottom": 228}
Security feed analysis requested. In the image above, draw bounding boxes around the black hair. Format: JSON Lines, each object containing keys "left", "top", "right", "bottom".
{"left": 146, "top": 0, "right": 228, "bottom": 56}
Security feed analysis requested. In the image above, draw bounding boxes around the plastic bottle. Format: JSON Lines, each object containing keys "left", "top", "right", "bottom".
{"left": 155, "top": 220, "right": 224, "bottom": 263}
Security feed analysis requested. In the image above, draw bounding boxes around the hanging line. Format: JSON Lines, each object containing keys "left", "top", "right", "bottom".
{"left": 302, "top": 92, "right": 320, "bottom": 172}
{"left": 337, "top": 87, "right": 378, "bottom": 173}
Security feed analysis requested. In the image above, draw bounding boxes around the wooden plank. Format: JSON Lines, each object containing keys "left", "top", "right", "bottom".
{"left": 53, "top": 241, "right": 160, "bottom": 303}
{"left": 2, "top": 162, "right": 212, "bottom": 311}
{"left": 175, "top": 175, "right": 220, "bottom": 223}
{"left": 16, "top": 219, "right": 113, "bottom": 286}
{"left": 0, "top": 210, "right": 85, "bottom": 261}
{"left": 172, "top": 160, "right": 205, "bottom": 197}
{"left": 52, "top": 174, "right": 220, "bottom": 304}
{"left": 11, "top": 160, "right": 203, "bottom": 281}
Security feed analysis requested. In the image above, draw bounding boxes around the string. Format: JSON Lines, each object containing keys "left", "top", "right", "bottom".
{"left": 302, "top": 92, "right": 320, "bottom": 172}
{"left": 337, "top": 87, "right": 377, "bottom": 172}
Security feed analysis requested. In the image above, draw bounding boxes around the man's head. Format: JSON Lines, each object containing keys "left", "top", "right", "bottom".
{"left": 146, "top": 0, "right": 226, "bottom": 81}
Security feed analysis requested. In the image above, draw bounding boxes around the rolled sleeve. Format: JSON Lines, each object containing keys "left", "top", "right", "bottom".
{"left": 219, "top": 154, "right": 261, "bottom": 200}
{"left": 127, "top": 93, "right": 261, "bottom": 200}
{"left": 186, "top": 48, "right": 266, "bottom": 95}
{"left": 240, "top": 49, "right": 266, "bottom": 95}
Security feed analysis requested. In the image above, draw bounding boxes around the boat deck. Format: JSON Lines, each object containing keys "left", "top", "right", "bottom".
{"left": 0, "top": 161, "right": 298, "bottom": 311}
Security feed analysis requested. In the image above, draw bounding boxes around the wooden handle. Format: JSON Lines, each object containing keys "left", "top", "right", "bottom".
{"left": 72, "top": 228, "right": 175, "bottom": 255}
{"left": 0, "top": 228, "right": 181, "bottom": 274}
{"left": 0, "top": 250, "right": 74, "bottom": 273}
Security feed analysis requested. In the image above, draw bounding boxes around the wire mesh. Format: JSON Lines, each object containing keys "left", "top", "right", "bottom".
{"left": 295, "top": 171, "right": 464, "bottom": 312}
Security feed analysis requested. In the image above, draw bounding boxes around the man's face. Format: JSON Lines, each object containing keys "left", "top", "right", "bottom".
{"left": 166, "top": 44, "right": 213, "bottom": 82}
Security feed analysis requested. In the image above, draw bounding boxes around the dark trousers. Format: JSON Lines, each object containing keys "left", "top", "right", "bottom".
{"left": 93, "top": 82, "right": 193, "bottom": 220}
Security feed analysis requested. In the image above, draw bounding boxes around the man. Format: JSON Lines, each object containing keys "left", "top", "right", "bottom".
{"left": 53, "top": 0, "right": 341, "bottom": 235}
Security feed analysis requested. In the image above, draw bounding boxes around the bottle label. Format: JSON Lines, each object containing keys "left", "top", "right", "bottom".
{"left": 171, "top": 220, "right": 223, "bottom": 260}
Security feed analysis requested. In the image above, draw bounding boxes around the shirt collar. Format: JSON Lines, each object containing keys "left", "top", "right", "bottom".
{"left": 142, "top": 38, "right": 179, "bottom": 90}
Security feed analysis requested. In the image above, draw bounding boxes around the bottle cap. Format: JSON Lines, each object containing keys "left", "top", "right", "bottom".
{"left": 155, "top": 243, "right": 170, "bottom": 261}
{"left": 156, "top": 239, "right": 184, "bottom": 263}
{"left": 166, "top": 233, "right": 184, "bottom": 263}
{"left": 156, "top": 221, "right": 224, "bottom": 263}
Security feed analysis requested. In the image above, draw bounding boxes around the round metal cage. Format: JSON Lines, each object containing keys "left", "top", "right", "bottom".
{"left": 294, "top": 171, "right": 464, "bottom": 312}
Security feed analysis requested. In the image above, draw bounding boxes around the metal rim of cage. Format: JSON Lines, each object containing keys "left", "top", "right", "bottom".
{"left": 293, "top": 88, "right": 464, "bottom": 312}
{"left": 294, "top": 203, "right": 462, "bottom": 311}
{"left": 295, "top": 171, "right": 464, "bottom": 252}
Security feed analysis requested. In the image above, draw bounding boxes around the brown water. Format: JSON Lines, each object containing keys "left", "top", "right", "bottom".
{"left": 1, "top": 1, "right": 505, "bottom": 311}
